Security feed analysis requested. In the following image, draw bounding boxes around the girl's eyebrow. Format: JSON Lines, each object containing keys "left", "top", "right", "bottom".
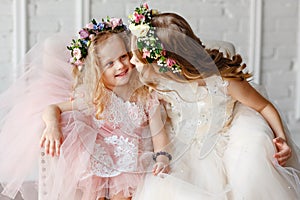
{"left": 102, "top": 52, "right": 127, "bottom": 64}
{"left": 100, "top": 48, "right": 128, "bottom": 64}
{"left": 100, "top": 56, "right": 115, "bottom": 66}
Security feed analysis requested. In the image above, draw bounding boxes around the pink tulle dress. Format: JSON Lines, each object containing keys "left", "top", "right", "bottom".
{"left": 0, "top": 34, "right": 155, "bottom": 200}
{"left": 40, "top": 87, "right": 156, "bottom": 200}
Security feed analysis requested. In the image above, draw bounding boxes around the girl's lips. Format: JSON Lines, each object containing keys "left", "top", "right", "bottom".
{"left": 115, "top": 68, "right": 129, "bottom": 77}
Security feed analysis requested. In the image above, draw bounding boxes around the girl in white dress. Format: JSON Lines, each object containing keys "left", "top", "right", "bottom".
{"left": 128, "top": 4, "right": 300, "bottom": 200}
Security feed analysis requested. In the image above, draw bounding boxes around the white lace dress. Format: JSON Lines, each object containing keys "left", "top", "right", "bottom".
{"left": 133, "top": 76, "right": 300, "bottom": 200}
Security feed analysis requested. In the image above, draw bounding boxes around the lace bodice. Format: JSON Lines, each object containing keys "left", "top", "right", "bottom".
{"left": 86, "top": 90, "right": 156, "bottom": 177}
{"left": 156, "top": 76, "right": 236, "bottom": 145}
{"left": 94, "top": 90, "right": 150, "bottom": 134}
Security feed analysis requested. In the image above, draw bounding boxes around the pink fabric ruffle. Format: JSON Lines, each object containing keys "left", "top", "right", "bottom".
{"left": 0, "top": 34, "right": 156, "bottom": 200}
{"left": 0, "top": 34, "right": 75, "bottom": 199}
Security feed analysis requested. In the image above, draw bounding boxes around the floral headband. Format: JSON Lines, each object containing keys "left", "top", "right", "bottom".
{"left": 67, "top": 17, "right": 127, "bottom": 69}
{"left": 128, "top": 3, "right": 181, "bottom": 74}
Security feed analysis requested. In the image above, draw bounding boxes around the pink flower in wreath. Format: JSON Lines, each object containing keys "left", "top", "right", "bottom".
{"left": 69, "top": 57, "right": 75, "bottom": 64}
{"left": 143, "top": 3, "right": 149, "bottom": 9}
{"left": 110, "top": 18, "right": 122, "bottom": 29}
{"left": 134, "top": 12, "right": 145, "bottom": 24}
{"left": 142, "top": 48, "right": 151, "bottom": 58}
{"left": 86, "top": 22, "right": 94, "bottom": 29}
{"left": 74, "top": 59, "right": 84, "bottom": 66}
{"left": 79, "top": 29, "right": 89, "bottom": 39}
{"left": 73, "top": 48, "right": 82, "bottom": 60}
{"left": 166, "top": 58, "right": 176, "bottom": 68}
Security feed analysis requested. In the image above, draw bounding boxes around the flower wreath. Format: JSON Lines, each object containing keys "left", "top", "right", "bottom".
{"left": 67, "top": 17, "right": 127, "bottom": 69}
{"left": 128, "top": 3, "right": 181, "bottom": 73}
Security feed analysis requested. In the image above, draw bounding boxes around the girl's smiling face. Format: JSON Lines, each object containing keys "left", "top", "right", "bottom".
{"left": 98, "top": 36, "right": 134, "bottom": 90}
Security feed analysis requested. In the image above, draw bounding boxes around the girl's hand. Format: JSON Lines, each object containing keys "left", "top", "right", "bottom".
{"left": 40, "top": 121, "right": 64, "bottom": 157}
{"left": 152, "top": 161, "right": 170, "bottom": 176}
{"left": 273, "top": 137, "right": 292, "bottom": 166}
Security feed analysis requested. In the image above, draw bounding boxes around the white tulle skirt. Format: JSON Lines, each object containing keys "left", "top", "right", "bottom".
{"left": 133, "top": 103, "right": 300, "bottom": 200}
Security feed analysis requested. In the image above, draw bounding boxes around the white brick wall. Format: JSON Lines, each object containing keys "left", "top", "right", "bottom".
{"left": 260, "top": 0, "right": 300, "bottom": 142}
{"left": 0, "top": 0, "right": 299, "bottom": 144}
{"left": 0, "top": 0, "right": 13, "bottom": 91}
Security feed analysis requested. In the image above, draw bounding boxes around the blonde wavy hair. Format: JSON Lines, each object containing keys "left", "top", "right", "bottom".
{"left": 73, "top": 31, "right": 149, "bottom": 119}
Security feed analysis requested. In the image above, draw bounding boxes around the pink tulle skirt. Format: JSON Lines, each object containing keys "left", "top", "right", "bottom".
{"left": 0, "top": 34, "right": 153, "bottom": 200}
{"left": 0, "top": 34, "right": 74, "bottom": 200}
{"left": 39, "top": 110, "right": 152, "bottom": 200}
{"left": 0, "top": 34, "right": 156, "bottom": 200}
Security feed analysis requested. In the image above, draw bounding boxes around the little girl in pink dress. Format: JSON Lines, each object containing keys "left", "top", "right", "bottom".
{"left": 0, "top": 17, "right": 171, "bottom": 200}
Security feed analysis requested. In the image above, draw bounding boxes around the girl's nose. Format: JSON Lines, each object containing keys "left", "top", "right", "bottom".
{"left": 115, "top": 60, "right": 125, "bottom": 70}
{"left": 130, "top": 57, "right": 135, "bottom": 65}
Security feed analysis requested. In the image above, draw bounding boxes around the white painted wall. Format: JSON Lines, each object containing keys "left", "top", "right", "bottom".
{"left": 0, "top": 0, "right": 299, "bottom": 144}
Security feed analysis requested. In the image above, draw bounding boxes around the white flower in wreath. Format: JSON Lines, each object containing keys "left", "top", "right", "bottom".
{"left": 129, "top": 24, "right": 150, "bottom": 37}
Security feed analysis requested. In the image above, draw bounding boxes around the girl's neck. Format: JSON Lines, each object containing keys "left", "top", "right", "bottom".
{"left": 113, "top": 86, "right": 135, "bottom": 101}
{"left": 107, "top": 82, "right": 143, "bottom": 102}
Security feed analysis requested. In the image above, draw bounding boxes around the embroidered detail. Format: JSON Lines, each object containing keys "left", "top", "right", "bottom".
{"left": 94, "top": 91, "right": 149, "bottom": 133}
{"left": 90, "top": 135, "right": 138, "bottom": 177}
{"left": 105, "top": 135, "right": 138, "bottom": 171}
{"left": 90, "top": 143, "right": 118, "bottom": 177}
{"left": 88, "top": 91, "right": 154, "bottom": 177}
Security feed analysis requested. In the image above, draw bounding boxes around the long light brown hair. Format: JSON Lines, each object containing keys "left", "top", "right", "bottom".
{"left": 134, "top": 12, "right": 252, "bottom": 82}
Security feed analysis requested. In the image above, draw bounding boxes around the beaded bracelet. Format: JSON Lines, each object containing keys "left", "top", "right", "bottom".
{"left": 152, "top": 151, "right": 172, "bottom": 162}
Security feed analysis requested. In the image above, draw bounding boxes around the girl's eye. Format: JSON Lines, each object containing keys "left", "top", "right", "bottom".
{"left": 105, "top": 61, "right": 114, "bottom": 68}
{"left": 120, "top": 54, "right": 128, "bottom": 60}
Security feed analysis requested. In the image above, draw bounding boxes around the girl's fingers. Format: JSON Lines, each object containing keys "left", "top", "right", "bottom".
{"left": 274, "top": 148, "right": 291, "bottom": 159}
{"left": 154, "top": 167, "right": 161, "bottom": 175}
{"left": 152, "top": 164, "right": 158, "bottom": 172}
{"left": 40, "top": 136, "right": 46, "bottom": 148}
{"left": 152, "top": 166, "right": 158, "bottom": 175}
{"left": 274, "top": 151, "right": 291, "bottom": 166}
{"left": 277, "top": 158, "right": 287, "bottom": 166}
{"left": 44, "top": 139, "right": 50, "bottom": 155}
{"left": 274, "top": 151, "right": 287, "bottom": 158}
{"left": 273, "top": 137, "right": 286, "bottom": 149}
{"left": 49, "top": 140, "right": 55, "bottom": 156}
{"left": 273, "top": 137, "right": 281, "bottom": 143}
{"left": 153, "top": 164, "right": 160, "bottom": 175}
{"left": 153, "top": 164, "right": 167, "bottom": 175}
{"left": 60, "top": 135, "right": 64, "bottom": 144}
{"left": 163, "top": 165, "right": 170, "bottom": 174}
{"left": 55, "top": 140, "right": 61, "bottom": 156}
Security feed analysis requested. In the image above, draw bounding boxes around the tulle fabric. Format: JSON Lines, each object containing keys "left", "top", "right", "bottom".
{"left": 223, "top": 102, "right": 300, "bottom": 199}
{"left": 0, "top": 33, "right": 156, "bottom": 200}
{"left": 39, "top": 108, "right": 154, "bottom": 200}
{"left": 0, "top": 34, "right": 74, "bottom": 199}
{"left": 1, "top": 32, "right": 299, "bottom": 200}
{"left": 133, "top": 78, "right": 300, "bottom": 200}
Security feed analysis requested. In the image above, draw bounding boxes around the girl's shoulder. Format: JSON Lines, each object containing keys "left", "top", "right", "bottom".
{"left": 196, "top": 75, "right": 230, "bottom": 97}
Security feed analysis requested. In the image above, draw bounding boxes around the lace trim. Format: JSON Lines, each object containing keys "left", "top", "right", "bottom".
{"left": 93, "top": 90, "right": 150, "bottom": 134}
{"left": 88, "top": 90, "right": 155, "bottom": 177}
{"left": 90, "top": 135, "right": 139, "bottom": 177}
